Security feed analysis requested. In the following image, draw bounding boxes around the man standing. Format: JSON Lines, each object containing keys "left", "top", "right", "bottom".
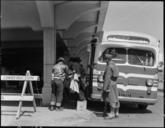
{"left": 102, "top": 49, "right": 120, "bottom": 119}
{"left": 49, "top": 57, "right": 68, "bottom": 111}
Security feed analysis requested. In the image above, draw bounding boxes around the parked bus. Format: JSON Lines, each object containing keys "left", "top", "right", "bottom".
{"left": 86, "top": 31, "right": 161, "bottom": 109}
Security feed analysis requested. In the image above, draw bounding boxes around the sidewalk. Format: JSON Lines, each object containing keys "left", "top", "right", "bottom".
{"left": 1, "top": 105, "right": 94, "bottom": 126}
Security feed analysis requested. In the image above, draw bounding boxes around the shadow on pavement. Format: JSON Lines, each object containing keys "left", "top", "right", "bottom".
{"left": 1, "top": 99, "right": 42, "bottom": 107}
{"left": 1, "top": 99, "right": 42, "bottom": 118}
{"left": 1, "top": 113, "right": 32, "bottom": 117}
{"left": 62, "top": 100, "right": 77, "bottom": 110}
{"left": 62, "top": 92, "right": 80, "bottom": 110}
{"left": 87, "top": 100, "right": 152, "bottom": 117}
{"left": 1, "top": 110, "right": 33, "bottom": 117}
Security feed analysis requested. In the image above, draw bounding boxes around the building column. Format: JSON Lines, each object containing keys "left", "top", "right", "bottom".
{"left": 42, "top": 27, "right": 56, "bottom": 105}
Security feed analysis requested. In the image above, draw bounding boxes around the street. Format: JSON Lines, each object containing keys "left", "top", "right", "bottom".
{"left": 1, "top": 92, "right": 164, "bottom": 127}
{"left": 81, "top": 92, "right": 164, "bottom": 127}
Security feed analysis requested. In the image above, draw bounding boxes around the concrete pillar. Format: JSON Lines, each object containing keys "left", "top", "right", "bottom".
{"left": 42, "top": 28, "right": 56, "bottom": 105}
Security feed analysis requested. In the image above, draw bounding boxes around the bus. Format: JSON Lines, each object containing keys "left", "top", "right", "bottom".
{"left": 86, "top": 31, "right": 161, "bottom": 109}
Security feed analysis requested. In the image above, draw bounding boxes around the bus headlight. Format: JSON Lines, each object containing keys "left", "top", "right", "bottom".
{"left": 97, "top": 75, "right": 103, "bottom": 90}
{"left": 97, "top": 75, "right": 103, "bottom": 83}
{"left": 146, "top": 79, "right": 153, "bottom": 87}
{"left": 147, "top": 89, "right": 151, "bottom": 95}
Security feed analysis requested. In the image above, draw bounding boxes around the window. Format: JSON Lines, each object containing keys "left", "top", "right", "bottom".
{"left": 99, "top": 47, "right": 126, "bottom": 64}
{"left": 128, "top": 49, "right": 155, "bottom": 66}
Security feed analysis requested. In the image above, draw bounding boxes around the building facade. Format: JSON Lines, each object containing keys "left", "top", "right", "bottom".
{"left": 1, "top": 1, "right": 109, "bottom": 105}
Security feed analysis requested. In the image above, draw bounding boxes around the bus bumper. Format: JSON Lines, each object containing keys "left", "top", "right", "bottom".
{"left": 90, "top": 94, "right": 158, "bottom": 105}
{"left": 118, "top": 96, "right": 158, "bottom": 105}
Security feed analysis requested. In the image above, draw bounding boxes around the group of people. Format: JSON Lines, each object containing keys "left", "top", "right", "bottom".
{"left": 48, "top": 56, "right": 86, "bottom": 111}
{"left": 48, "top": 50, "right": 120, "bottom": 120}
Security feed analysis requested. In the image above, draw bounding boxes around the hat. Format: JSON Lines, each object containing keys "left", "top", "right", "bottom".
{"left": 104, "top": 53, "right": 113, "bottom": 59}
{"left": 104, "top": 49, "right": 117, "bottom": 59}
{"left": 57, "top": 57, "right": 65, "bottom": 62}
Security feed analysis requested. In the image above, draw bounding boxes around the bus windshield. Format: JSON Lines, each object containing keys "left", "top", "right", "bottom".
{"left": 128, "top": 49, "right": 155, "bottom": 66}
{"left": 99, "top": 47, "right": 126, "bottom": 64}
{"left": 98, "top": 47, "right": 155, "bottom": 66}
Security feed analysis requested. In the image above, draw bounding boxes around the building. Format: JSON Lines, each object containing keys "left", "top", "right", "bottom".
{"left": 1, "top": 1, "right": 109, "bottom": 105}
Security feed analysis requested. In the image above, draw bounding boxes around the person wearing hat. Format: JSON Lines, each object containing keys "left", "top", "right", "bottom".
{"left": 102, "top": 49, "right": 120, "bottom": 119}
{"left": 69, "top": 57, "right": 86, "bottom": 101}
{"left": 49, "top": 57, "right": 69, "bottom": 111}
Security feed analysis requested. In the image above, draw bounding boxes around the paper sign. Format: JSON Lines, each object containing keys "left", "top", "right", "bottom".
{"left": 1, "top": 75, "right": 39, "bottom": 81}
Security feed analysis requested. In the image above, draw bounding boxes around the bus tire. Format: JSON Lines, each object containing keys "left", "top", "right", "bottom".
{"left": 138, "top": 104, "right": 148, "bottom": 110}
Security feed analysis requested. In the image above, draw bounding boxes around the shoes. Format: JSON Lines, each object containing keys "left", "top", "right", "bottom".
{"left": 115, "top": 108, "right": 119, "bottom": 118}
{"left": 104, "top": 113, "right": 116, "bottom": 120}
{"left": 48, "top": 105, "right": 55, "bottom": 111}
{"left": 108, "top": 112, "right": 116, "bottom": 118}
{"left": 55, "top": 106, "right": 64, "bottom": 111}
{"left": 103, "top": 112, "right": 108, "bottom": 117}
{"left": 48, "top": 105, "right": 64, "bottom": 111}
{"left": 115, "top": 112, "right": 119, "bottom": 118}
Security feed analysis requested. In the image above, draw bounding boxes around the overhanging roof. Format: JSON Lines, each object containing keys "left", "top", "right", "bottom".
{"left": 1, "top": 1, "right": 109, "bottom": 65}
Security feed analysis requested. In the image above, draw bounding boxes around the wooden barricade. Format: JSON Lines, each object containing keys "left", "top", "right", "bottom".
{"left": 1, "top": 70, "right": 40, "bottom": 119}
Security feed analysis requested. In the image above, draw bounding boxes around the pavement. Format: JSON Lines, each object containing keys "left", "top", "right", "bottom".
{"left": 1, "top": 105, "right": 95, "bottom": 126}
{"left": 1, "top": 92, "right": 164, "bottom": 127}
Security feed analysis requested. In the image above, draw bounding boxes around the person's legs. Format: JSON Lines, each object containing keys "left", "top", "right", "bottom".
{"left": 103, "top": 100, "right": 108, "bottom": 117}
{"left": 78, "top": 90, "right": 85, "bottom": 101}
{"left": 102, "top": 91, "right": 110, "bottom": 117}
{"left": 115, "top": 108, "right": 119, "bottom": 117}
{"left": 55, "top": 79, "right": 64, "bottom": 111}
{"left": 78, "top": 79, "right": 86, "bottom": 101}
{"left": 114, "top": 102, "right": 120, "bottom": 117}
{"left": 108, "top": 83, "right": 119, "bottom": 118}
{"left": 49, "top": 80, "right": 57, "bottom": 111}
{"left": 105, "top": 101, "right": 120, "bottom": 119}
{"left": 104, "top": 90, "right": 116, "bottom": 119}
{"left": 50, "top": 93, "right": 56, "bottom": 106}
{"left": 107, "top": 103, "right": 116, "bottom": 119}
{"left": 113, "top": 84, "right": 120, "bottom": 117}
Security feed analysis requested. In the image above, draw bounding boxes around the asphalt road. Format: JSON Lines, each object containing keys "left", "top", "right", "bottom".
{"left": 77, "top": 92, "right": 164, "bottom": 127}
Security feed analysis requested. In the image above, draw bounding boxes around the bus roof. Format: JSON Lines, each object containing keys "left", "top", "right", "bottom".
{"left": 101, "top": 31, "right": 159, "bottom": 47}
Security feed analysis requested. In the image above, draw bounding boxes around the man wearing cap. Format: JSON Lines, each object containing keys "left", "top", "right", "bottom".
{"left": 49, "top": 57, "right": 69, "bottom": 111}
{"left": 102, "top": 49, "right": 120, "bottom": 119}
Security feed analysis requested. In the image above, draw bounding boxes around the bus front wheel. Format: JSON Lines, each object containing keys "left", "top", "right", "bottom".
{"left": 138, "top": 104, "right": 148, "bottom": 110}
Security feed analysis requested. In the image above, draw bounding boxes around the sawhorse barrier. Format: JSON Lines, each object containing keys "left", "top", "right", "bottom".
{"left": 1, "top": 70, "right": 40, "bottom": 119}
